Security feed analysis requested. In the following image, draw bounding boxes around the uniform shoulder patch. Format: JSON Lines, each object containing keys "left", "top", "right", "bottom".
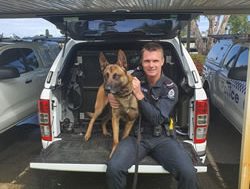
{"left": 167, "top": 89, "right": 175, "bottom": 100}
{"left": 163, "top": 79, "right": 174, "bottom": 88}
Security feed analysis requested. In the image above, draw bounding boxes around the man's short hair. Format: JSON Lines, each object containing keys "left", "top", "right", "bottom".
{"left": 141, "top": 42, "right": 164, "bottom": 59}
{"left": 142, "top": 42, "right": 163, "bottom": 52}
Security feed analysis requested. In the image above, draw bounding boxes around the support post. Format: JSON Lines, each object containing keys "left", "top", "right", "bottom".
{"left": 239, "top": 46, "right": 250, "bottom": 189}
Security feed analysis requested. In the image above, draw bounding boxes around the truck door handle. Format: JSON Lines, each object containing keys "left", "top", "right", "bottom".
{"left": 25, "top": 79, "right": 32, "bottom": 84}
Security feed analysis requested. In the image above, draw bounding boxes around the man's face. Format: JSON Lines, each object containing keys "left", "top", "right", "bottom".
{"left": 141, "top": 49, "right": 164, "bottom": 80}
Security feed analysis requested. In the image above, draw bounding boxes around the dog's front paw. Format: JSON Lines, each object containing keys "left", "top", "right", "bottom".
{"left": 84, "top": 133, "right": 91, "bottom": 141}
{"left": 121, "top": 133, "right": 129, "bottom": 140}
{"left": 109, "top": 147, "right": 115, "bottom": 159}
{"left": 109, "top": 144, "right": 118, "bottom": 159}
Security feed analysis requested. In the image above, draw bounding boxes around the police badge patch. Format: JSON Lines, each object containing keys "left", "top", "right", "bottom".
{"left": 167, "top": 89, "right": 175, "bottom": 100}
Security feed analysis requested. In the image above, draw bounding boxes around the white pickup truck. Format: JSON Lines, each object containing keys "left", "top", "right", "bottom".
{"left": 30, "top": 13, "right": 209, "bottom": 174}
{"left": 0, "top": 41, "right": 60, "bottom": 133}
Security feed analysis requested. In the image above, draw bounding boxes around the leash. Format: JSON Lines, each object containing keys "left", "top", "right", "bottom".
{"left": 132, "top": 114, "right": 142, "bottom": 189}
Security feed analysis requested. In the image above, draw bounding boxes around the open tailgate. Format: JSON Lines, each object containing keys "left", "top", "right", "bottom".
{"left": 30, "top": 133, "right": 207, "bottom": 173}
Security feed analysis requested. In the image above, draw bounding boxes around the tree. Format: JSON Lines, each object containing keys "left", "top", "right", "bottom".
{"left": 191, "top": 15, "right": 230, "bottom": 55}
{"left": 227, "top": 15, "right": 249, "bottom": 34}
{"left": 191, "top": 18, "right": 206, "bottom": 54}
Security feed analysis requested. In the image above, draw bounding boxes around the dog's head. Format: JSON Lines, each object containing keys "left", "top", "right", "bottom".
{"left": 99, "top": 50, "right": 130, "bottom": 94}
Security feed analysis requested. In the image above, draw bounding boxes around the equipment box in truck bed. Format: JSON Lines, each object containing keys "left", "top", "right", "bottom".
{"left": 30, "top": 13, "right": 209, "bottom": 174}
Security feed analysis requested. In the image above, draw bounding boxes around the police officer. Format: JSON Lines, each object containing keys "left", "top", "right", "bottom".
{"left": 106, "top": 42, "right": 198, "bottom": 189}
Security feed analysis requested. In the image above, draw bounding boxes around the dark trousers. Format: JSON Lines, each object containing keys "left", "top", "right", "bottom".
{"left": 106, "top": 135, "right": 198, "bottom": 189}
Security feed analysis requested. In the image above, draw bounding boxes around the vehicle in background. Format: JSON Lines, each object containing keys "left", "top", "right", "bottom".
{"left": 202, "top": 35, "right": 249, "bottom": 133}
{"left": 0, "top": 41, "right": 60, "bottom": 133}
{"left": 30, "top": 13, "right": 209, "bottom": 174}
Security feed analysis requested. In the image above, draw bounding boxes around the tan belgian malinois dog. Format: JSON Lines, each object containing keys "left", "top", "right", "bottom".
{"left": 84, "top": 50, "right": 139, "bottom": 158}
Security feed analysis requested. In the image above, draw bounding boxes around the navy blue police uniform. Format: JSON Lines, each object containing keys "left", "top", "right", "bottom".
{"left": 106, "top": 70, "right": 198, "bottom": 189}
{"left": 136, "top": 72, "right": 177, "bottom": 137}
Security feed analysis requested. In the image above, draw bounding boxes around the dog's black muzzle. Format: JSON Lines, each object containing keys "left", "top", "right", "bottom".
{"left": 104, "top": 86, "right": 111, "bottom": 95}
{"left": 104, "top": 85, "right": 120, "bottom": 95}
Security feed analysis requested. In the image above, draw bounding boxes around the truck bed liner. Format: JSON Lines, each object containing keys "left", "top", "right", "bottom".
{"left": 30, "top": 131, "right": 207, "bottom": 173}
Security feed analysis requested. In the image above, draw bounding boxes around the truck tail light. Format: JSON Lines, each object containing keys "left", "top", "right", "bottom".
{"left": 194, "top": 100, "right": 209, "bottom": 143}
{"left": 38, "top": 99, "right": 52, "bottom": 141}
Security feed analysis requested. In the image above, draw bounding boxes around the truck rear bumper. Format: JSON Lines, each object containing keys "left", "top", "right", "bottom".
{"left": 30, "top": 162, "right": 207, "bottom": 173}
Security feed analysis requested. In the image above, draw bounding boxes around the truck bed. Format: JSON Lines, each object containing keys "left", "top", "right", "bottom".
{"left": 30, "top": 129, "right": 207, "bottom": 173}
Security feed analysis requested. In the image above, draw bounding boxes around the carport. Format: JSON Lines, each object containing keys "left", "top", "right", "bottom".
{"left": 0, "top": 0, "right": 250, "bottom": 17}
{"left": 0, "top": 1, "right": 249, "bottom": 188}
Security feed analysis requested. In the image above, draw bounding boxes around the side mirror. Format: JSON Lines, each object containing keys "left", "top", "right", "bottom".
{"left": 0, "top": 67, "right": 20, "bottom": 80}
{"left": 228, "top": 66, "right": 247, "bottom": 81}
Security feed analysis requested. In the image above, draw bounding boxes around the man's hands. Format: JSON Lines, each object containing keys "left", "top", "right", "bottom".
{"left": 132, "top": 77, "right": 144, "bottom": 101}
{"left": 108, "top": 93, "right": 120, "bottom": 109}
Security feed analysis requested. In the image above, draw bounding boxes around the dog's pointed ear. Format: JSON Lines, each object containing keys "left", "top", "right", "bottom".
{"left": 117, "top": 50, "right": 127, "bottom": 70}
{"left": 99, "top": 52, "right": 108, "bottom": 72}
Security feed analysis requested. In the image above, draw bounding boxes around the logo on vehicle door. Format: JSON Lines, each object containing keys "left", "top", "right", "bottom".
{"left": 224, "top": 80, "right": 239, "bottom": 104}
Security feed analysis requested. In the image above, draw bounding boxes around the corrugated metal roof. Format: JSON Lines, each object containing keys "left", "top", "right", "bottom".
{"left": 0, "top": 0, "right": 249, "bottom": 18}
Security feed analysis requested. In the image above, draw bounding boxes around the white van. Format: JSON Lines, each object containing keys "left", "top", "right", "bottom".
{"left": 30, "top": 13, "right": 209, "bottom": 174}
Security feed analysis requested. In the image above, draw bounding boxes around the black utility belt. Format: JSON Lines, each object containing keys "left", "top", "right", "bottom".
{"left": 134, "top": 124, "right": 174, "bottom": 137}
{"left": 153, "top": 125, "right": 164, "bottom": 137}
{"left": 153, "top": 124, "right": 175, "bottom": 137}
